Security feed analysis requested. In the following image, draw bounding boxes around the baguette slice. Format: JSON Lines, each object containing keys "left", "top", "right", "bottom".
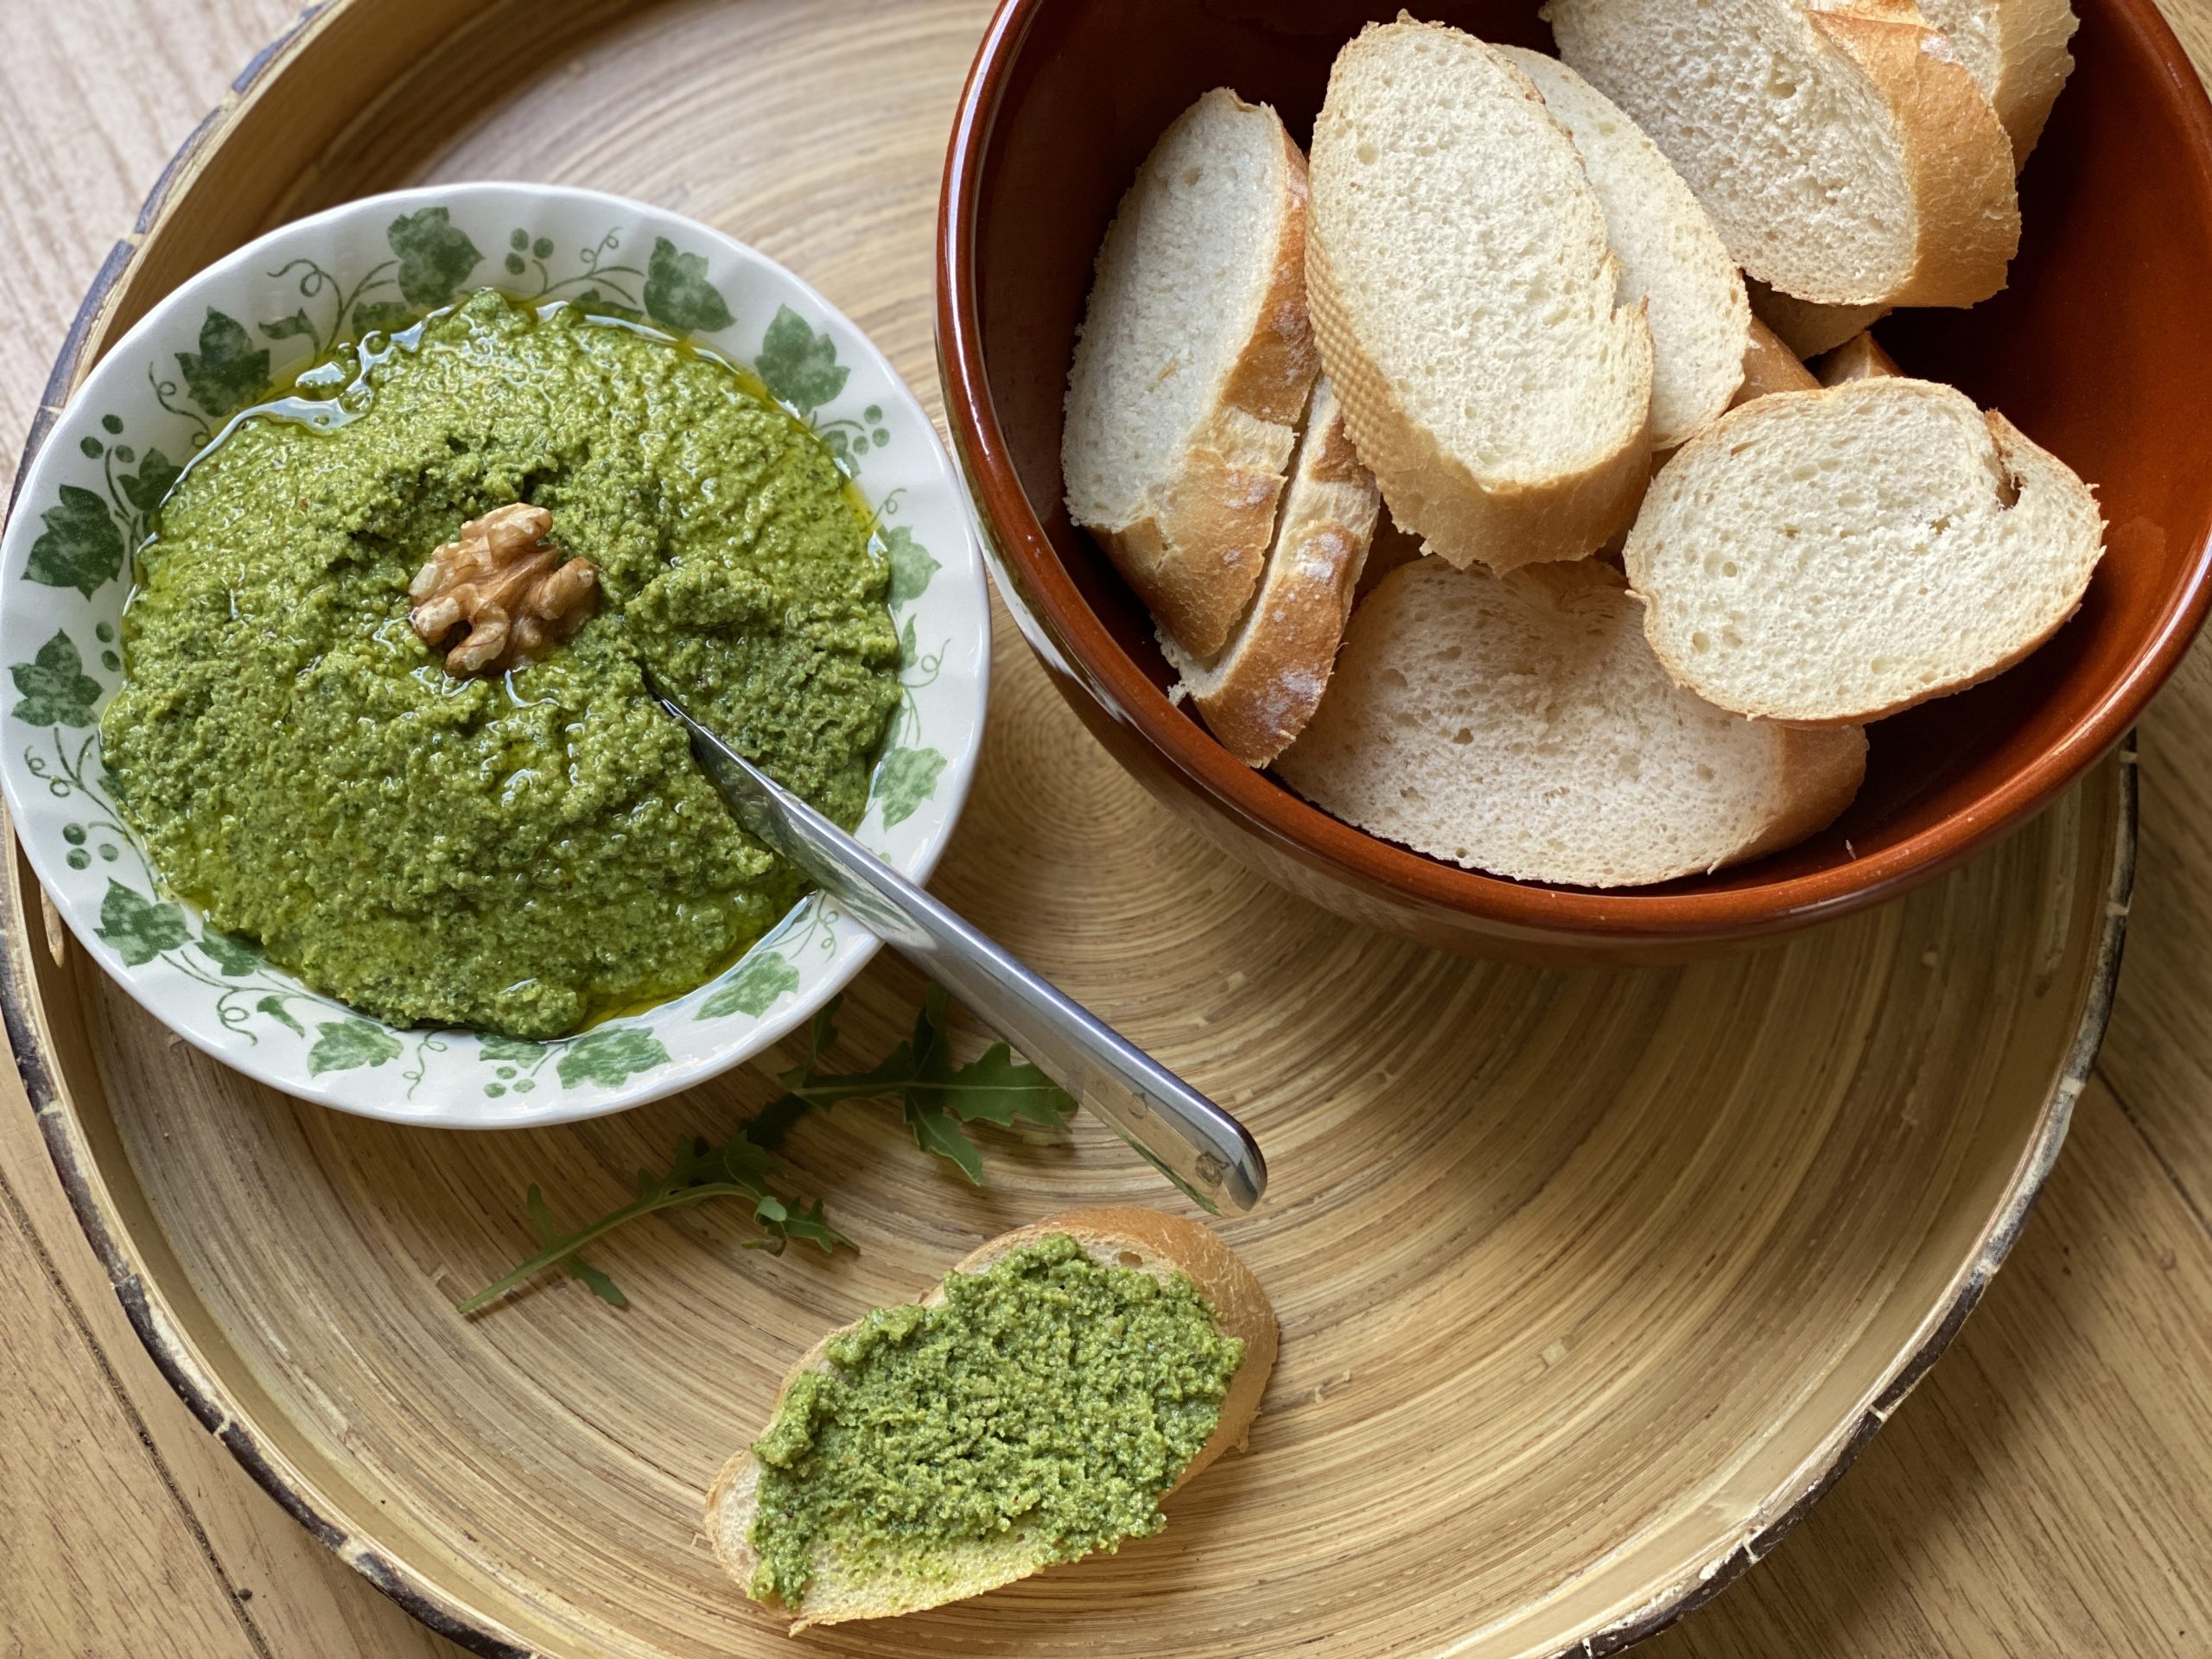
{"left": 1918, "top": 0, "right": 2080, "bottom": 164}
{"left": 1357, "top": 505, "right": 1427, "bottom": 602}
{"left": 1601, "top": 321, "right": 1805, "bottom": 564}
{"left": 1163, "top": 375, "right": 1382, "bottom": 766}
{"left": 1499, "top": 46, "right": 1751, "bottom": 450}
{"left": 1545, "top": 0, "right": 2020, "bottom": 308}
{"left": 1733, "top": 317, "right": 1821, "bottom": 405}
{"left": 1275, "top": 560, "right": 1866, "bottom": 887}
{"left": 1306, "top": 16, "right": 1654, "bottom": 573}
{"left": 1814, "top": 329, "right": 1904, "bottom": 385}
{"left": 707, "top": 1208, "right": 1277, "bottom": 1632}
{"left": 1624, "top": 378, "right": 2105, "bottom": 725}
{"left": 1064, "top": 89, "right": 1320, "bottom": 658}
{"left": 1747, "top": 277, "right": 1892, "bottom": 360}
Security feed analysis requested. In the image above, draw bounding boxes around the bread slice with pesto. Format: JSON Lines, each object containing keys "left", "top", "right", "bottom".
{"left": 706, "top": 1208, "right": 1277, "bottom": 1631}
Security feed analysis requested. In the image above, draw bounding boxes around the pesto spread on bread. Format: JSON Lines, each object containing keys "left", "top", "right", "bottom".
{"left": 745, "top": 1232, "right": 1245, "bottom": 1605}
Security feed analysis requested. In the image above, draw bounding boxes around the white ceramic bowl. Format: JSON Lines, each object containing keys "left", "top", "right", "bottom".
{"left": 0, "top": 183, "right": 989, "bottom": 1127}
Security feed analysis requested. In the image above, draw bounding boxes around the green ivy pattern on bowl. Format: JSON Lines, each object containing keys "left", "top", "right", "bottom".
{"left": 1, "top": 184, "right": 988, "bottom": 1128}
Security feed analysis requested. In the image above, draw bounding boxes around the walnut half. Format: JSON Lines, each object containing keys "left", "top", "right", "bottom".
{"left": 408, "top": 504, "right": 600, "bottom": 676}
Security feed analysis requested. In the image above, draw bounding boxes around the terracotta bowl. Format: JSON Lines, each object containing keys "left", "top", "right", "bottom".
{"left": 937, "top": 0, "right": 2212, "bottom": 962}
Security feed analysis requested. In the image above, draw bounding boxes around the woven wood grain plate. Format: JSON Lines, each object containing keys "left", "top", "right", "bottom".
{"left": 0, "top": 1, "right": 2134, "bottom": 1655}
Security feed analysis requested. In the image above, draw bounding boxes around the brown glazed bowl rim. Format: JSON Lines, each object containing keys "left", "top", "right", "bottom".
{"left": 934, "top": 0, "right": 2212, "bottom": 944}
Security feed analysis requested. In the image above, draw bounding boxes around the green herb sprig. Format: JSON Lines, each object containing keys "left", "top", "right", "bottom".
{"left": 458, "top": 986, "right": 1074, "bottom": 1313}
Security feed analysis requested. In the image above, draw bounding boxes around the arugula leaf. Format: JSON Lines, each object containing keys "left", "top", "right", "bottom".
{"left": 772, "top": 995, "right": 842, "bottom": 1093}
{"left": 792, "top": 1042, "right": 921, "bottom": 1108}
{"left": 904, "top": 1096, "right": 985, "bottom": 1185}
{"left": 457, "top": 1122, "right": 838, "bottom": 1314}
{"left": 774, "top": 985, "right": 1077, "bottom": 1176}
{"left": 527, "top": 1185, "right": 627, "bottom": 1308}
{"left": 887, "top": 983, "right": 1076, "bottom": 1173}
{"left": 779, "top": 1197, "right": 851, "bottom": 1253}
{"left": 740, "top": 1090, "right": 818, "bottom": 1155}
{"left": 461, "top": 986, "right": 1074, "bottom": 1314}
{"left": 939, "top": 1042, "right": 1077, "bottom": 1128}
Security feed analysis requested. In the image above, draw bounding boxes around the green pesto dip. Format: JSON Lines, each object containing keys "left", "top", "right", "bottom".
{"left": 99, "top": 288, "right": 899, "bottom": 1039}
{"left": 746, "top": 1232, "right": 1246, "bottom": 1606}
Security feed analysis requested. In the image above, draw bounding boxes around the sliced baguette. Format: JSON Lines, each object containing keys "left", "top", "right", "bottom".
{"left": 1918, "top": 0, "right": 2080, "bottom": 164}
{"left": 707, "top": 1208, "right": 1277, "bottom": 1632}
{"left": 1164, "top": 375, "right": 1382, "bottom": 766}
{"left": 1733, "top": 317, "right": 1821, "bottom": 405}
{"left": 1274, "top": 559, "right": 1866, "bottom": 887}
{"left": 1622, "top": 313, "right": 1808, "bottom": 555}
{"left": 1064, "top": 89, "right": 1320, "bottom": 657}
{"left": 1499, "top": 46, "right": 1751, "bottom": 450}
{"left": 1814, "top": 329, "right": 1904, "bottom": 385}
{"left": 1306, "top": 16, "right": 1654, "bottom": 573}
{"left": 1623, "top": 378, "right": 2106, "bottom": 725}
{"left": 1544, "top": 0, "right": 2020, "bottom": 308}
{"left": 1747, "top": 276, "right": 1892, "bottom": 361}
{"left": 1357, "top": 505, "right": 1427, "bottom": 602}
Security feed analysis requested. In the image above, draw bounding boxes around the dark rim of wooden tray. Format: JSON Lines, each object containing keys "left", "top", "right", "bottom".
{"left": 0, "top": 4, "right": 2142, "bottom": 1654}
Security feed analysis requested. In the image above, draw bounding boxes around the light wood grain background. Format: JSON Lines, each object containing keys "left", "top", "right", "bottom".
{"left": 2, "top": 3, "right": 2209, "bottom": 1655}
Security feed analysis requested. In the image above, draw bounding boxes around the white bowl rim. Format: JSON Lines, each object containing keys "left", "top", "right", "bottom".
{"left": 0, "top": 181, "right": 991, "bottom": 1128}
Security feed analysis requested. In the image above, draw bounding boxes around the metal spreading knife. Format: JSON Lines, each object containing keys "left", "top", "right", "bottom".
{"left": 645, "top": 671, "right": 1266, "bottom": 1213}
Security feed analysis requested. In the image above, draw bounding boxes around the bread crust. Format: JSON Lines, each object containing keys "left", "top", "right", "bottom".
{"left": 1306, "top": 19, "right": 1654, "bottom": 573}
{"left": 1814, "top": 330, "right": 1904, "bottom": 385}
{"left": 1988, "top": 0, "right": 2081, "bottom": 162}
{"left": 1746, "top": 277, "right": 1892, "bottom": 359}
{"left": 706, "top": 1209, "right": 1277, "bottom": 1632}
{"left": 1732, "top": 317, "right": 1821, "bottom": 405}
{"left": 1803, "top": 2, "right": 2020, "bottom": 307}
{"left": 1071, "top": 92, "right": 1321, "bottom": 658}
{"left": 1168, "top": 377, "right": 1382, "bottom": 766}
{"left": 1732, "top": 723, "right": 1872, "bottom": 861}
{"left": 1098, "top": 441, "right": 1290, "bottom": 660}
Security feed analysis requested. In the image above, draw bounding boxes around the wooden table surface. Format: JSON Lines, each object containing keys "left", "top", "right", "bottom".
{"left": 3, "top": 3, "right": 2210, "bottom": 1655}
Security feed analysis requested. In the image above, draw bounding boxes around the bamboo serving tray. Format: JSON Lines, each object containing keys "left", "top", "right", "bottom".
{"left": 0, "top": 1, "right": 2135, "bottom": 1655}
